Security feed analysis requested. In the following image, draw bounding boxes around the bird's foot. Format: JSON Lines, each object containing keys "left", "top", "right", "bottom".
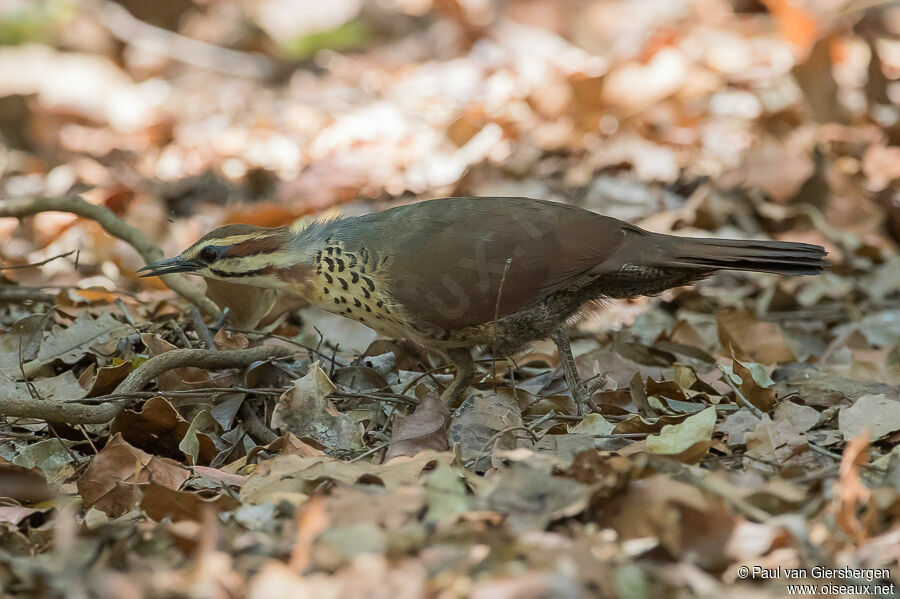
{"left": 572, "top": 374, "right": 606, "bottom": 416}
{"left": 442, "top": 348, "right": 475, "bottom": 410}
{"left": 551, "top": 326, "right": 606, "bottom": 417}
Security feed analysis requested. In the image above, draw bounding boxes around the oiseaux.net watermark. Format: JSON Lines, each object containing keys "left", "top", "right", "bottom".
{"left": 736, "top": 565, "right": 895, "bottom": 595}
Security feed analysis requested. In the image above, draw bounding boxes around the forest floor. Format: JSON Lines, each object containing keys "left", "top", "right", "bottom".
{"left": 0, "top": 1, "right": 899, "bottom": 597}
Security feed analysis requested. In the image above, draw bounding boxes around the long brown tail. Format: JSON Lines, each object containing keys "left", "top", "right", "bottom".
{"left": 661, "top": 236, "right": 829, "bottom": 276}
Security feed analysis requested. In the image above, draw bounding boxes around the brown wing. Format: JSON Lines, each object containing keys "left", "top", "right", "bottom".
{"left": 361, "top": 197, "right": 632, "bottom": 330}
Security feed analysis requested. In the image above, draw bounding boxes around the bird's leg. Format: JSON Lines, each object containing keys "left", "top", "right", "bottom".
{"left": 550, "top": 327, "right": 594, "bottom": 416}
{"left": 441, "top": 347, "right": 475, "bottom": 409}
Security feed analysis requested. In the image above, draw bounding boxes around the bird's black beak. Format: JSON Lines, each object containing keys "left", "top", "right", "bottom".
{"left": 137, "top": 256, "right": 202, "bottom": 277}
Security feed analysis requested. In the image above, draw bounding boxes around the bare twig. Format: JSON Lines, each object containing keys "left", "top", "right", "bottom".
{"left": 0, "top": 195, "right": 221, "bottom": 319}
{"left": 491, "top": 258, "right": 513, "bottom": 391}
{"left": 467, "top": 425, "right": 539, "bottom": 469}
{"left": 0, "top": 249, "right": 80, "bottom": 271}
{"left": 239, "top": 401, "right": 278, "bottom": 445}
{"left": 331, "top": 390, "right": 418, "bottom": 406}
{"left": 0, "top": 287, "right": 56, "bottom": 303}
{"left": 228, "top": 328, "right": 350, "bottom": 366}
{"left": 716, "top": 364, "right": 765, "bottom": 420}
{"left": 98, "top": 1, "right": 273, "bottom": 78}
{"left": 0, "top": 345, "right": 295, "bottom": 424}
{"left": 190, "top": 306, "right": 216, "bottom": 349}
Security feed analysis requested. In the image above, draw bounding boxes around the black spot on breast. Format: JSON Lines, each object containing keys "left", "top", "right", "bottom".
{"left": 353, "top": 298, "right": 361, "bottom": 307}
{"left": 350, "top": 272, "right": 359, "bottom": 283}
{"left": 338, "top": 278, "right": 348, "bottom": 290}
{"left": 333, "top": 297, "right": 340, "bottom": 304}
{"left": 336, "top": 259, "right": 345, "bottom": 272}
{"left": 323, "top": 287, "right": 329, "bottom": 294}
{"left": 376, "top": 300, "right": 383, "bottom": 307}
{"left": 325, "top": 247, "right": 334, "bottom": 256}
{"left": 364, "top": 305, "right": 371, "bottom": 312}
{"left": 323, "top": 257, "right": 334, "bottom": 271}
{"left": 362, "top": 288, "right": 370, "bottom": 299}
{"left": 361, "top": 276, "right": 375, "bottom": 291}
{"left": 315, "top": 250, "right": 322, "bottom": 262}
{"left": 347, "top": 254, "right": 357, "bottom": 267}
{"left": 340, "top": 297, "right": 347, "bottom": 303}
{"left": 334, "top": 247, "right": 342, "bottom": 255}
{"left": 324, "top": 272, "right": 333, "bottom": 284}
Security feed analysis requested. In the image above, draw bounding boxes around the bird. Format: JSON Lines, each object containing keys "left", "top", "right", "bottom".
{"left": 139, "top": 197, "right": 828, "bottom": 415}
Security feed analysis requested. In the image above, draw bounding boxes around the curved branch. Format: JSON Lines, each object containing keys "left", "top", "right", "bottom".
{"left": 116, "top": 346, "right": 294, "bottom": 394}
{"left": 0, "top": 195, "right": 221, "bottom": 319}
{"left": 0, "top": 345, "right": 295, "bottom": 424}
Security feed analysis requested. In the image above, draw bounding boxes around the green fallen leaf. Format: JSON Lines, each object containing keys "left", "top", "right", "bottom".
{"left": 647, "top": 406, "right": 716, "bottom": 455}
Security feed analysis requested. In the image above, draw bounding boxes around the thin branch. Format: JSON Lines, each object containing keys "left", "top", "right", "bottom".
{"left": 0, "top": 249, "right": 80, "bottom": 271}
{"left": 239, "top": 401, "right": 278, "bottom": 445}
{"left": 491, "top": 258, "right": 513, "bottom": 391}
{"left": 0, "top": 345, "right": 295, "bottom": 424}
{"left": 716, "top": 364, "right": 765, "bottom": 420}
{"left": 0, "top": 195, "right": 221, "bottom": 319}
{"left": 98, "top": 1, "right": 273, "bottom": 78}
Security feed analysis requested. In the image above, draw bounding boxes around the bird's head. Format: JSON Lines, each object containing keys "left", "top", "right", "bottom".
{"left": 138, "top": 224, "right": 307, "bottom": 288}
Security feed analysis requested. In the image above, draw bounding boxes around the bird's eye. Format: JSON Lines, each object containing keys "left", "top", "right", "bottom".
{"left": 199, "top": 247, "right": 219, "bottom": 264}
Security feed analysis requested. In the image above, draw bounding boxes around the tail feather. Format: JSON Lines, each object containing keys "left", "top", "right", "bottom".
{"left": 662, "top": 236, "right": 829, "bottom": 276}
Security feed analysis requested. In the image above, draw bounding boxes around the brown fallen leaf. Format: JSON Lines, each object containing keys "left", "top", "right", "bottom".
{"left": 111, "top": 396, "right": 217, "bottom": 464}
{"left": 717, "top": 308, "right": 796, "bottom": 365}
{"left": 732, "top": 364, "right": 776, "bottom": 416}
{"left": 37, "top": 312, "right": 133, "bottom": 365}
{"left": 384, "top": 391, "right": 449, "bottom": 460}
{"left": 744, "top": 414, "right": 809, "bottom": 472}
{"left": 0, "top": 463, "right": 54, "bottom": 505}
{"left": 271, "top": 362, "right": 365, "bottom": 452}
{"left": 838, "top": 394, "right": 900, "bottom": 441}
{"left": 448, "top": 391, "right": 524, "bottom": 471}
{"left": 140, "top": 481, "right": 239, "bottom": 522}
{"left": 240, "top": 451, "right": 453, "bottom": 505}
{"left": 77, "top": 434, "right": 191, "bottom": 517}
{"left": 832, "top": 433, "right": 871, "bottom": 542}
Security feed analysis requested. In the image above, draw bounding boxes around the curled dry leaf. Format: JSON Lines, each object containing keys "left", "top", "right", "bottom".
{"left": 726, "top": 353, "right": 777, "bottom": 413}
{"left": 384, "top": 391, "right": 450, "bottom": 461}
{"left": 271, "top": 362, "right": 365, "bottom": 452}
{"left": 111, "top": 396, "right": 217, "bottom": 464}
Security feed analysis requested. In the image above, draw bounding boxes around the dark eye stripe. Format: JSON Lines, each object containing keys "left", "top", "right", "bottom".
{"left": 209, "top": 267, "right": 266, "bottom": 278}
